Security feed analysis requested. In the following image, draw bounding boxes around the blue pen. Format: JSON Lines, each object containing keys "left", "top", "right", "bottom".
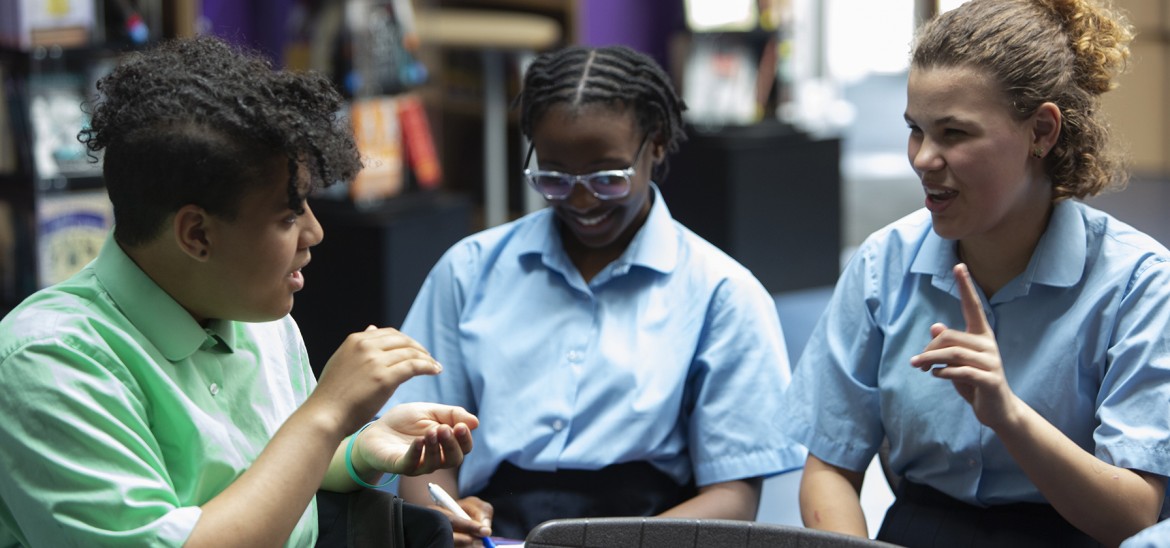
{"left": 427, "top": 482, "right": 498, "bottom": 548}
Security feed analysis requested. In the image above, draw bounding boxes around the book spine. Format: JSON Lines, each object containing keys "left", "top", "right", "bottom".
{"left": 397, "top": 93, "right": 441, "bottom": 190}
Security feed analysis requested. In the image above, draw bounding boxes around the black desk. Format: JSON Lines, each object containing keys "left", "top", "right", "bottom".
{"left": 660, "top": 123, "right": 841, "bottom": 293}
{"left": 293, "top": 192, "right": 472, "bottom": 375}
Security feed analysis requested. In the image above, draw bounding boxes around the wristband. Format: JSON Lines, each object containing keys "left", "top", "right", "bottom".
{"left": 345, "top": 421, "right": 399, "bottom": 489}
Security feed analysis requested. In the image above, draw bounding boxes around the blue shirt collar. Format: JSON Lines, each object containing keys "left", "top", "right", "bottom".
{"left": 1029, "top": 199, "right": 1087, "bottom": 287}
{"left": 518, "top": 183, "right": 679, "bottom": 278}
{"left": 911, "top": 200, "right": 1087, "bottom": 295}
{"left": 93, "top": 232, "right": 235, "bottom": 361}
{"left": 621, "top": 183, "right": 680, "bottom": 275}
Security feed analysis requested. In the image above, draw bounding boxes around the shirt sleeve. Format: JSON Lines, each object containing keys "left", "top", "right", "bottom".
{"left": 284, "top": 315, "right": 318, "bottom": 398}
{"left": 383, "top": 241, "right": 478, "bottom": 414}
{"left": 1119, "top": 518, "right": 1170, "bottom": 548}
{"left": 687, "top": 272, "right": 807, "bottom": 486}
{"left": 0, "top": 341, "right": 199, "bottom": 547}
{"left": 1096, "top": 257, "right": 1170, "bottom": 479}
{"left": 779, "top": 244, "right": 887, "bottom": 472}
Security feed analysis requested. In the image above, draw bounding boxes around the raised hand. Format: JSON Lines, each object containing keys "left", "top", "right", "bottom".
{"left": 910, "top": 263, "right": 1021, "bottom": 429}
{"left": 310, "top": 326, "right": 444, "bottom": 434}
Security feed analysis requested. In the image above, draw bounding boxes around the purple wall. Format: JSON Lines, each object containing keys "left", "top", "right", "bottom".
{"left": 578, "top": 0, "right": 684, "bottom": 71}
{"left": 199, "top": 0, "right": 293, "bottom": 63}
{"left": 200, "top": 0, "right": 686, "bottom": 72}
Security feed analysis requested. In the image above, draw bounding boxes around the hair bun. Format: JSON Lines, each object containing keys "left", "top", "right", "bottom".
{"left": 1041, "top": 0, "right": 1134, "bottom": 94}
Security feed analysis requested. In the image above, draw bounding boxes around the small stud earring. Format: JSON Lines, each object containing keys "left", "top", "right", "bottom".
{"left": 1031, "top": 146, "right": 1045, "bottom": 159}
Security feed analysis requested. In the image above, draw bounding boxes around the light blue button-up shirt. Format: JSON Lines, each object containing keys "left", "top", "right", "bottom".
{"left": 781, "top": 200, "right": 1170, "bottom": 507}
{"left": 385, "top": 186, "right": 806, "bottom": 495}
{"left": 1122, "top": 518, "right": 1170, "bottom": 547}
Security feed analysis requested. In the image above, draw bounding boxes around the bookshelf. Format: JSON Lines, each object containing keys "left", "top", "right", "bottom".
{"left": 0, "top": 45, "right": 129, "bottom": 314}
{"left": 265, "top": 0, "right": 482, "bottom": 363}
{"left": 0, "top": 0, "right": 181, "bottom": 316}
{"left": 414, "top": 0, "right": 576, "bottom": 227}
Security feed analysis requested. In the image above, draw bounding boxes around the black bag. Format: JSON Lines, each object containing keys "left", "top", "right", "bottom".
{"left": 316, "top": 489, "right": 452, "bottom": 548}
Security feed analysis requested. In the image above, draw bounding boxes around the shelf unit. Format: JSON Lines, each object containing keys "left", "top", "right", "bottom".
{"left": 0, "top": 44, "right": 132, "bottom": 315}
{"left": 0, "top": 0, "right": 188, "bottom": 316}
{"left": 416, "top": 0, "right": 577, "bottom": 227}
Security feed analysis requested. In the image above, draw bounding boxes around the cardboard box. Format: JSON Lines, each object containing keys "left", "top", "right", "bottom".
{"left": 1103, "top": 0, "right": 1170, "bottom": 176}
{"left": 1, "top": 0, "right": 94, "bottom": 49}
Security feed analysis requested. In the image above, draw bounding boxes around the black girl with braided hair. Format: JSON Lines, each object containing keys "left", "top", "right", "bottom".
{"left": 383, "top": 44, "right": 804, "bottom": 544}
{"left": 780, "top": 0, "right": 1170, "bottom": 546}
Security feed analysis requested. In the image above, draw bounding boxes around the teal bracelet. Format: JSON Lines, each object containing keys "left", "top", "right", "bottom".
{"left": 345, "top": 421, "right": 398, "bottom": 489}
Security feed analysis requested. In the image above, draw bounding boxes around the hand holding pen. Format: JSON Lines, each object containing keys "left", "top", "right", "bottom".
{"left": 428, "top": 482, "right": 498, "bottom": 548}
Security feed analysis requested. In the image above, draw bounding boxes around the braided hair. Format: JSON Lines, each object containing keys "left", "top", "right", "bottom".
{"left": 79, "top": 36, "right": 362, "bottom": 246}
{"left": 517, "top": 45, "right": 687, "bottom": 181}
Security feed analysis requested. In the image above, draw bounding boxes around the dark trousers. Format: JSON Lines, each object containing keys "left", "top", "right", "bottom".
{"left": 876, "top": 481, "right": 1102, "bottom": 548}
{"left": 473, "top": 461, "right": 698, "bottom": 540}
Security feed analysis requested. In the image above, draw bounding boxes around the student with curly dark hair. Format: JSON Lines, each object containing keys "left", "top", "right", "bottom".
{"left": 0, "top": 36, "right": 477, "bottom": 547}
{"left": 780, "top": 0, "right": 1170, "bottom": 546}
{"left": 382, "top": 45, "right": 805, "bottom": 544}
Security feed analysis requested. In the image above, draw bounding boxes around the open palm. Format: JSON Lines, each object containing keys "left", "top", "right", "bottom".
{"left": 353, "top": 402, "right": 478, "bottom": 477}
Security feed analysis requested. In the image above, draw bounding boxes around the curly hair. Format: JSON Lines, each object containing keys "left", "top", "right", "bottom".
{"left": 516, "top": 45, "right": 687, "bottom": 182}
{"left": 79, "top": 36, "right": 362, "bottom": 246}
{"left": 912, "top": 0, "right": 1134, "bottom": 200}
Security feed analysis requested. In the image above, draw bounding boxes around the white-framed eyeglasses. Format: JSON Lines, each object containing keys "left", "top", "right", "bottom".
{"left": 523, "top": 136, "right": 649, "bottom": 201}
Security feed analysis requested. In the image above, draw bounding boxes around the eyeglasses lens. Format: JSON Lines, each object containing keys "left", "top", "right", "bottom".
{"left": 588, "top": 174, "right": 629, "bottom": 197}
{"left": 532, "top": 175, "right": 572, "bottom": 199}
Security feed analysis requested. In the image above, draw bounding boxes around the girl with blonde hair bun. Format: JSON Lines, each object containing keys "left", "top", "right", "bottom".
{"left": 780, "top": 0, "right": 1170, "bottom": 546}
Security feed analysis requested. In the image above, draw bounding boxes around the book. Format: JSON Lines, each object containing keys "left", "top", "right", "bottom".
{"left": 30, "top": 25, "right": 89, "bottom": 48}
{"left": 349, "top": 96, "right": 405, "bottom": 203}
{"left": 35, "top": 189, "right": 113, "bottom": 287}
{"left": 27, "top": 73, "right": 100, "bottom": 180}
{"left": 396, "top": 93, "right": 441, "bottom": 189}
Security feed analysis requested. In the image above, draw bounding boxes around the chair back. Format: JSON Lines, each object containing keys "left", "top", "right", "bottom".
{"left": 525, "top": 517, "right": 900, "bottom": 548}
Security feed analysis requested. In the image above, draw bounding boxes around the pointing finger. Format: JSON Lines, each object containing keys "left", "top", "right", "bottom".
{"left": 954, "top": 263, "right": 990, "bottom": 335}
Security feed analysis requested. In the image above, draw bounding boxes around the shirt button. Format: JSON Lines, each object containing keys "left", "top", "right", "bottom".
{"left": 209, "top": 383, "right": 220, "bottom": 396}
{"left": 567, "top": 350, "right": 582, "bottom": 363}
{"left": 552, "top": 419, "right": 564, "bottom": 431}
